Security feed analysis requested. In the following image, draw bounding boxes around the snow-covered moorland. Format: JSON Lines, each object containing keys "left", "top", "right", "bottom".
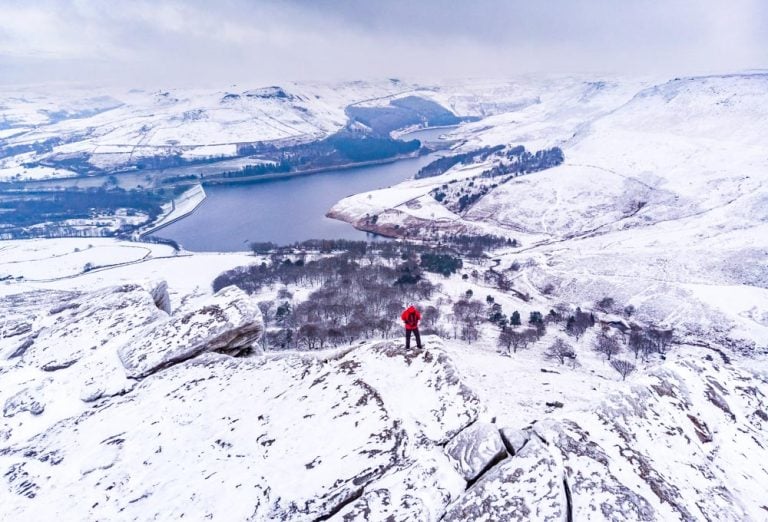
{"left": 1, "top": 234, "right": 767, "bottom": 520}
{"left": 330, "top": 73, "right": 768, "bottom": 352}
{"left": 2, "top": 72, "right": 768, "bottom": 520}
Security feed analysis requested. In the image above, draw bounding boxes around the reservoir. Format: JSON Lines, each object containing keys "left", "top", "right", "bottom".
{"left": 153, "top": 126, "right": 460, "bottom": 251}
{"left": 154, "top": 152, "right": 438, "bottom": 251}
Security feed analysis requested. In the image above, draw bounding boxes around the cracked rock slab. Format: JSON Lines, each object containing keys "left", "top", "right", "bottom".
{"left": 499, "top": 427, "right": 531, "bottom": 455}
{"left": 329, "top": 449, "right": 465, "bottom": 522}
{"left": 442, "top": 436, "right": 566, "bottom": 522}
{"left": 444, "top": 421, "right": 507, "bottom": 481}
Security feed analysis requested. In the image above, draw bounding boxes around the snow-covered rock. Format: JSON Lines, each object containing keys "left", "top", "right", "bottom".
{"left": 443, "top": 435, "right": 567, "bottom": 521}
{"left": 18, "top": 284, "right": 166, "bottom": 372}
{"left": 499, "top": 427, "right": 531, "bottom": 455}
{"left": 117, "top": 285, "right": 262, "bottom": 378}
{"left": 0, "top": 281, "right": 482, "bottom": 521}
{"left": 328, "top": 449, "right": 466, "bottom": 521}
{"left": 3, "top": 388, "right": 45, "bottom": 418}
{"left": 444, "top": 421, "right": 507, "bottom": 481}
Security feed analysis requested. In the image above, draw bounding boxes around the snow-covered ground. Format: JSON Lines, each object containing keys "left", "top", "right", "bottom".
{"left": 0, "top": 80, "right": 448, "bottom": 180}
{"left": 0, "top": 76, "right": 653, "bottom": 181}
{"left": 330, "top": 72, "right": 768, "bottom": 351}
{"left": 0, "top": 241, "right": 766, "bottom": 520}
{"left": 0, "top": 238, "right": 255, "bottom": 311}
{"left": 2, "top": 72, "right": 768, "bottom": 520}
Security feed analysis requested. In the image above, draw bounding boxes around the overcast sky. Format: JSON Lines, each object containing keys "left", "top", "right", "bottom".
{"left": 1, "top": 0, "right": 766, "bottom": 87}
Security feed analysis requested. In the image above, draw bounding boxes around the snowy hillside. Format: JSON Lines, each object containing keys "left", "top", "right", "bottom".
{"left": 2, "top": 72, "right": 768, "bottom": 520}
{"left": 1, "top": 243, "right": 767, "bottom": 520}
{"left": 0, "top": 80, "right": 413, "bottom": 180}
{"left": 0, "top": 76, "right": 649, "bottom": 181}
{"left": 329, "top": 73, "right": 768, "bottom": 350}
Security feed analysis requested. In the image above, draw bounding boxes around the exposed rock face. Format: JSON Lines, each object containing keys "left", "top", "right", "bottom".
{"left": 444, "top": 421, "right": 507, "bottom": 481}
{"left": 3, "top": 388, "right": 45, "bottom": 418}
{"left": 499, "top": 427, "right": 531, "bottom": 455}
{"left": 443, "top": 435, "right": 566, "bottom": 521}
{"left": 117, "top": 285, "right": 263, "bottom": 378}
{"left": 532, "top": 420, "right": 656, "bottom": 521}
{"left": 0, "top": 282, "right": 481, "bottom": 521}
{"left": 146, "top": 280, "right": 172, "bottom": 314}
{"left": 2, "top": 282, "right": 768, "bottom": 520}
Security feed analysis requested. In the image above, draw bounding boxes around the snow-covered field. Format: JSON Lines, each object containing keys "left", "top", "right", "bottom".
{"left": 0, "top": 238, "right": 255, "bottom": 311}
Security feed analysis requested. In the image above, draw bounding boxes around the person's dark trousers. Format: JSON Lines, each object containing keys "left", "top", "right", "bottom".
{"left": 405, "top": 328, "right": 422, "bottom": 349}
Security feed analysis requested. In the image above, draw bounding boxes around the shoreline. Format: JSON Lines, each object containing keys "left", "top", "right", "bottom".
{"left": 138, "top": 184, "right": 207, "bottom": 238}
{"left": 200, "top": 152, "right": 423, "bottom": 186}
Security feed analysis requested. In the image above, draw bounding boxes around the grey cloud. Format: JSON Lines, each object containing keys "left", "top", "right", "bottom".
{"left": 0, "top": 0, "right": 765, "bottom": 87}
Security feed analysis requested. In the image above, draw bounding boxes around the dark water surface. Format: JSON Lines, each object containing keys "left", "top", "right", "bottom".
{"left": 155, "top": 153, "right": 438, "bottom": 251}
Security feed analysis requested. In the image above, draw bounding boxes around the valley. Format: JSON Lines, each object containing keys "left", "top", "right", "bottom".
{"left": 1, "top": 72, "right": 767, "bottom": 521}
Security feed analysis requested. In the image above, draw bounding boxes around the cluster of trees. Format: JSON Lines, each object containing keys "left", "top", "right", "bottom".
{"left": 565, "top": 308, "right": 596, "bottom": 339}
{"left": 435, "top": 233, "right": 516, "bottom": 257}
{"left": 628, "top": 327, "right": 674, "bottom": 360}
{"left": 0, "top": 187, "right": 169, "bottom": 239}
{"left": 213, "top": 250, "right": 440, "bottom": 350}
{"left": 325, "top": 133, "right": 420, "bottom": 163}
{"left": 1, "top": 137, "right": 62, "bottom": 162}
{"left": 250, "top": 235, "right": 515, "bottom": 262}
{"left": 481, "top": 146, "right": 564, "bottom": 179}
{"left": 347, "top": 96, "right": 462, "bottom": 136}
{"left": 419, "top": 253, "right": 463, "bottom": 277}
{"left": 415, "top": 145, "right": 504, "bottom": 179}
{"left": 496, "top": 307, "right": 549, "bottom": 353}
{"left": 491, "top": 300, "right": 666, "bottom": 381}
{"left": 220, "top": 160, "right": 291, "bottom": 179}
{"left": 427, "top": 145, "right": 565, "bottom": 213}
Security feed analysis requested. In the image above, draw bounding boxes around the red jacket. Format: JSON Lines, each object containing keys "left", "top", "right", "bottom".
{"left": 401, "top": 306, "right": 421, "bottom": 331}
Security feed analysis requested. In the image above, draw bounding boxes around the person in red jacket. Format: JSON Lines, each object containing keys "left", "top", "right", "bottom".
{"left": 401, "top": 304, "right": 423, "bottom": 350}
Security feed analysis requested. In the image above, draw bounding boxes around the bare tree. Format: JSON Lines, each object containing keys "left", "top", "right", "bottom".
{"left": 376, "top": 317, "right": 394, "bottom": 339}
{"left": 611, "top": 359, "right": 636, "bottom": 380}
{"left": 498, "top": 328, "right": 536, "bottom": 354}
{"left": 594, "top": 330, "right": 622, "bottom": 361}
{"left": 257, "top": 301, "right": 274, "bottom": 325}
{"left": 298, "top": 323, "right": 321, "bottom": 350}
{"left": 423, "top": 305, "right": 441, "bottom": 328}
{"left": 461, "top": 323, "right": 479, "bottom": 344}
{"left": 544, "top": 338, "right": 576, "bottom": 365}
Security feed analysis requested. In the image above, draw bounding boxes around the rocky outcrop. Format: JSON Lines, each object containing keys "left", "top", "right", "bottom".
{"left": 146, "top": 280, "right": 172, "bottom": 314}
{"left": 2, "top": 282, "right": 767, "bottom": 521}
{"left": 444, "top": 421, "right": 507, "bottom": 481}
{"left": 117, "top": 285, "right": 263, "bottom": 378}
{"left": 0, "top": 283, "right": 480, "bottom": 522}
{"left": 328, "top": 450, "right": 466, "bottom": 521}
{"left": 19, "top": 284, "right": 166, "bottom": 372}
{"left": 532, "top": 420, "right": 656, "bottom": 521}
{"left": 443, "top": 435, "right": 566, "bottom": 521}
{"left": 3, "top": 388, "right": 45, "bottom": 418}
